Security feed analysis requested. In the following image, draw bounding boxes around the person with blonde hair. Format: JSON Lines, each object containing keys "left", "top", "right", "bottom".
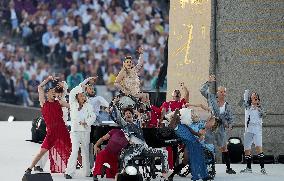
{"left": 200, "top": 75, "right": 236, "bottom": 174}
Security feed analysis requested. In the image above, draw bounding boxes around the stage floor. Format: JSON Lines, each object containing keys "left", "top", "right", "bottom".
{"left": 0, "top": 121, "right": 284, "bottom": 181}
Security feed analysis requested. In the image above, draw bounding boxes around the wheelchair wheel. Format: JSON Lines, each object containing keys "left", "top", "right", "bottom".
{"left": 178, "top": 165, "right": 191, "bottom": 177}
{"left": 208, "top": 164, "right": 216, "bottom": 178}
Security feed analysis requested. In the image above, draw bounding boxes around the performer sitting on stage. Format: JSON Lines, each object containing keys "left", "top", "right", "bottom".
{"left": 240, "top": 90, "right": 267, "bottom": 174}
{"left": 168, "top": 109, "right": 213, "bottom": 181}
{"left": 65, "top": 84, "right": 96, "bottom": 179}
{"left": 92, "top": 129, "right": 129, "bottom": 180}
{"left": 114, "top": 107, "right": 169, "bottom": 180}
{"left": 25, "top": 76, "right": 71, "bottom": 174}
{"left": 200, "top": 74, "right": 236, "bottom": 174}
{"left": 114, "top": 47, "right": 149, "bottom": 103}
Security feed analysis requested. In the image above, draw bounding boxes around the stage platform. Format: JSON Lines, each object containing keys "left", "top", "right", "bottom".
{"left": 0, "top": 121, "right": 283, "bottom": 181}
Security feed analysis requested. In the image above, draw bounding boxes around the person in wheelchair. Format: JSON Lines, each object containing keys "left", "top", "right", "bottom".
{"left": 168, "top": 109, "right": 214, "bottom": 181}
{"left": 114, "top": 46, "right": 149, "bottom": 104}
{"left": 113, "top": 106, "right": 170, "bottom": 181}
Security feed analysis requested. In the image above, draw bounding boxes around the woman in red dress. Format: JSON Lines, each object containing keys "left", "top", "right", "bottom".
{"left": 25, "top": 76, "right": 71, "bottom": 174}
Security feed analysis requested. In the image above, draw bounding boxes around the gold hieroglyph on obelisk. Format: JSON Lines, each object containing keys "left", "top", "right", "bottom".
{"left": 168, "top": 0, "right": 211, "bottom": 105}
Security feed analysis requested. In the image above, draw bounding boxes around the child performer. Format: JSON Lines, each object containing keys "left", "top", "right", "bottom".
{"left": 240, "top": 90, "right": 267, "bottom": 174}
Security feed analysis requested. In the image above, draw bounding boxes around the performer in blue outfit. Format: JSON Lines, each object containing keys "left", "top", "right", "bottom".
{"left": 169, "top": 109, "right": 212, "bottom": 181}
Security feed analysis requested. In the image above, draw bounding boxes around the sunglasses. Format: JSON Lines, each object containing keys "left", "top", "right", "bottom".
{"left": 124, "top": 60, "right": 132, "bottom": 64}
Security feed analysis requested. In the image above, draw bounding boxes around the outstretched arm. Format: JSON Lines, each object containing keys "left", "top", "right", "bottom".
{"left": 134, "top": 47, "right": 144, "bottom": 72}
{"left": 243, "top": 89, "right": 250, "bottom": 109}
{"left": 59, "top": 100, "right": 70, "bottom": 108}
{"left": 180, "top": 82, "right": 189, "bottom": 102}
{"left": 94, "top": 133, "right": 111, "bottom": 155}
{"left": 38, "top": 76, "right": 53, "bottom": 107}
{"left": 200, "top": 75, "right": 216, "bottom": 99}
{"left": 80, "top": 76, "right": 97, "bottom": 90}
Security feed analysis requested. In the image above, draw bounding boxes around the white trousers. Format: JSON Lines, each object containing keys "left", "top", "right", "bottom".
{"left": 65, "top": 131, "right": 90, "bottom": 177}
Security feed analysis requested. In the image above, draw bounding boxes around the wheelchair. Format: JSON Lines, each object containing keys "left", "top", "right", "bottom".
{"left": 119, "top": 148, "right": 166, "bottom": 181}
{"left": 110, "top": 92, "right": 151, "bottom": 125}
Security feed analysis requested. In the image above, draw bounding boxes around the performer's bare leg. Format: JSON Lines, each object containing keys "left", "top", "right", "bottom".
{"left": 27, "top": 148, "right": 48, "bottom": 170}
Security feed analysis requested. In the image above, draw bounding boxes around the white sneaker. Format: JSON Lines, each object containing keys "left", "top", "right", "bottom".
{"left": 261, "top": 168, "right": 267, "bottom": 175}
{"left": 240, "top": 168, "right": 252, "bottom": 173}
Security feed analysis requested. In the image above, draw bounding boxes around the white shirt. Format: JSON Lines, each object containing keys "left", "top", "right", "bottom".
{"left": 88, "top": 96, "right": 109, "bottom": 116}
{"left": 245, "top": 106, "right": 262, "bottom": 134}
{"left": 81, "top": 12, "right": 92, "bottom": 24}
{"left": 10, "top": 9, "right": 17, "bottom": 20}
{"left": 69, "top": 86, "right": 96, "bottom": 132}
{"left": 219, "top": 102, "right": 226, "bottom": 115}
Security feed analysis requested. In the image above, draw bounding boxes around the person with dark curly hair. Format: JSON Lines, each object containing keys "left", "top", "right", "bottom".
{"left": 240, "top": 90, "right": 267, "bottom": 174}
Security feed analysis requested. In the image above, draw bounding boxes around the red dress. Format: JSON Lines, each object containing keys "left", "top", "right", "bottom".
{"left": 41, "top": 100, "right": 71, "bottom": 173}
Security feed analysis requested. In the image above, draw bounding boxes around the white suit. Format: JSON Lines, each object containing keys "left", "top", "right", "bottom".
{"left": 65, "top": 85, "right": 96, "bottom": 177}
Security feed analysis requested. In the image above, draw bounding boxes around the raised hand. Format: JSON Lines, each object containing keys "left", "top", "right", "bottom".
{"left": 88, "top": 76, "right": 98, "bottom": 84}
{"left": 208, "top": 74, "right": 216, "bottom": 82}
{"left": 94, "top": 146, "right": 101, "bottom": 155}
{"left": 47, "top": 76, "right": 54, "bottom": 81}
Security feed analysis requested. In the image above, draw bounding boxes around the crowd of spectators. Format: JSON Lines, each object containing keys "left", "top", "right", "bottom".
{"left": 0, "top": 0, "right": 168, "bottom": 107}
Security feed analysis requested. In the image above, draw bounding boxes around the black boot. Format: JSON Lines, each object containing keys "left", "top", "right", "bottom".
{"left": 25, "top": 168, "right": 32, "bottom": 175}
{"left": 169, "top": 163, "right": 186, "bottom": 179}
{"left": 64, "top": 174, "right": 72, "bottom": 179}
{"left": 223, "top": 152, "right": 236, "bottom": 174}
{"left": 34, "top": 166, "right": 43, "bottom": 172}
{"left": 93, "top": 175, "right": 99, "bottom": 181}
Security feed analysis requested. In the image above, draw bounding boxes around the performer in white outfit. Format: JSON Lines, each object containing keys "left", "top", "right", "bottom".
{"left": 79, "top": 77, "right": 109, "bottom": 171}
{"left": 65, "top": 83, "right": 96, "bottom": 179}
{"left": 240, "top": 90, "right": 267, "bottom": 174}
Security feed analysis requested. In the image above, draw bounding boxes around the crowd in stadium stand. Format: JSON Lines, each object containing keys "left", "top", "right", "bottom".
{"left": 0, "top": 0, "right": 168, "bottom": 107}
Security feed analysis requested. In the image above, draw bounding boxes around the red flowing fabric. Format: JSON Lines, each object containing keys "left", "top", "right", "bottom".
{"left": 41, "top": 100, "right": 71, "bottom": 173}
{"left": 149, "top": 105, "right": 161, "bottom": 128}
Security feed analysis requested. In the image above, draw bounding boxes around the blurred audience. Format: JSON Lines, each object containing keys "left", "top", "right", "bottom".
{"left": 0, "top": 0, "right": 168, "bottom": 107}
